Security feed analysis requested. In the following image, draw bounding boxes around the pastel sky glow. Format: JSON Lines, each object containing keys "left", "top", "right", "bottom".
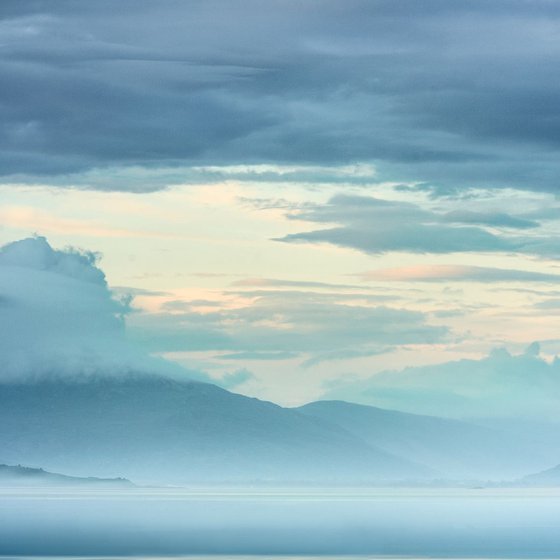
{"left": 2, "top": 1, "right": 560, "bottom": 411}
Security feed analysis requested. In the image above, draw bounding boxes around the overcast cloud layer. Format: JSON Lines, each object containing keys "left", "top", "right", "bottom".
{"left": 2, "top": 1, "right": 560, "bottom": 191}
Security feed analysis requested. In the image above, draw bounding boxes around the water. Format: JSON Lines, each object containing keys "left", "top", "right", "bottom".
{"left": 1, "top": 487, "right": 560, "bottom": 557}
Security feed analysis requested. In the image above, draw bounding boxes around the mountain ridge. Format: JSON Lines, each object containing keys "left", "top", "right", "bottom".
{"left": 296, "top": 399, "right": 556, "bottom": 479}
{"left": 520, "top": 463, "right": 560, "bottom": 486}
{"left": 0, "top": 373, "right": 431, "bottom": 484}
{"left": 0, "top": 463, "right": 133, "bottom": 487}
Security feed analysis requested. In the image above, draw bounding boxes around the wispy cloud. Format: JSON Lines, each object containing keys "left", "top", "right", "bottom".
{"left": 231, "top": 277, "right": 379, "bottom": 291}
{"left": 128, "top": 289, "right": 446, "bottom": 362}
{"left": 0, "top": 206, "right": 179, "bottom": 239}
{"left": 276, "top": 193, "right": 560, "bottom": 257}
{"left": 360, "top": 265, "right": 560, "bottom": 283}
{"left": 218, "top": 351, "right": 299, "bottom": 361}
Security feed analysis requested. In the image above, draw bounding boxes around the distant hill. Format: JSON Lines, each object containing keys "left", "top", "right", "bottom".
{"left": 297, "top": 400, "right": 554, "bottom": 479}
{"left": 0, "top": 375, "right": 430, "bottom": 484}
{"left": 520, "top": 464, "right": 560, "bottom": 486}
{"left": 0, "top": 464, "right": 133, "bottom": 487}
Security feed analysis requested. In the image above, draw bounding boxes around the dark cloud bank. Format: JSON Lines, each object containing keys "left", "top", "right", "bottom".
{"left": 2, "top": 1, "right": 560, "bottom": 191}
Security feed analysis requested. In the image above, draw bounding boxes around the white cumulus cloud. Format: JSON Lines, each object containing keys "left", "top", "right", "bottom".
{"left": 0, "top": 236, "right": 182, "bottom": 381}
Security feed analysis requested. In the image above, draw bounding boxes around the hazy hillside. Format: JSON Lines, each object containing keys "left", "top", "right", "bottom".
{"left": 297, "top": 400, "right": 555, "bottom": 479}
{"left": 520, "top": 464, "right": 560, "bottom": 486}
{"left": 0, "top": 375, "right": 429, "bottom": 484}
{"left": 0, "top": 464, "right": 132, "bottom": 487}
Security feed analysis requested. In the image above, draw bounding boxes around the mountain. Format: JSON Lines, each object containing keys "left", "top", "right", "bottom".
{"left": 297, "top": 400, "right": 555, "bottom": 479}
{"left": 0, "top": 375, "right": 430, "bottom": 484}
{"left": 0, "top": 464, "right": 133, "bottom": 487}
{"left": 520, "top": 464, "right": 560, "bottom": 486}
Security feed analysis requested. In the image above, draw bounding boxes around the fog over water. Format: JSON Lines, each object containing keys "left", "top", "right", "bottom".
{"left": 2, "top": 488, "right": 560, "bottom": 557}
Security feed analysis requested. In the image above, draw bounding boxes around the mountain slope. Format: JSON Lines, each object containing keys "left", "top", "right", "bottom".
{"left": 297, "top": 400, "right": 553, "bottom": 479}
{"left": 0, "top": 375, "right": 430, "bottom": 484}
{"left": 521, "top": 464, "right": 560, "bottom": 486}
{"left": 0, "top": 464, "right": 132, "bottom": 487}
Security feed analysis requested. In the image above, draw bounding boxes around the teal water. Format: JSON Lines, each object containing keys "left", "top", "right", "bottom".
{"left": 2, "top": 488, "right": 560, "bottom": 557}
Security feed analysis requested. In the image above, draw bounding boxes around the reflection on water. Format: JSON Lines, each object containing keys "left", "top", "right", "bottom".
{"left": 1, "top": 487, "right": 560, "bottom": 557}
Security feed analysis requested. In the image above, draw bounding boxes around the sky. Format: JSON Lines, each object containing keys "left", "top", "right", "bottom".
{"left": 2, "top": 1, "right": 560, "bottom": 415}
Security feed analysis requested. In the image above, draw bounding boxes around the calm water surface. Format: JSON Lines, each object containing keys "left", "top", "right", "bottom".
{"left": 1, "top": 488, "right": 560, "bottom": 557}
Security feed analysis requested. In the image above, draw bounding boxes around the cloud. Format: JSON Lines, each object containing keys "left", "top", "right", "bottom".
{"left": 218, "top": 351, "right": 299, "bottom": 361}
{"left": 440, "top": 210, "right": 539, "bottom": 229}
{"left": 0, "top": 236, "right": 104, "bottom": 283}
{"left": 323, "top": 343, "right": 560, "bottom": 421}
{"left": 276, "top": 193, "right": 560, "bottom": 257}
{"left": 128, "top": 288, "right": 447, "bottom": 362}
{"left": 219, "top": 368, "right": 256, "bottom": 389}
{"left": 191, "top": 163, "right": 379, "bottom": 186}
{"left": 360, "top": 265, "right": 560, "bottom": 283}
{"left": 533, "top": 299, "right": 560, "bottom": 310}
{"left": 301, "top": 348, "right": 389, "bottom": 368}
{"left": 2, "top": 2, "right": 560, "bottom": 192}
{"left": 0, "top": 236, "right": 186, "bottom": 381}
{"left": 231, "top": 277, "right": 387, "bottom": 292}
